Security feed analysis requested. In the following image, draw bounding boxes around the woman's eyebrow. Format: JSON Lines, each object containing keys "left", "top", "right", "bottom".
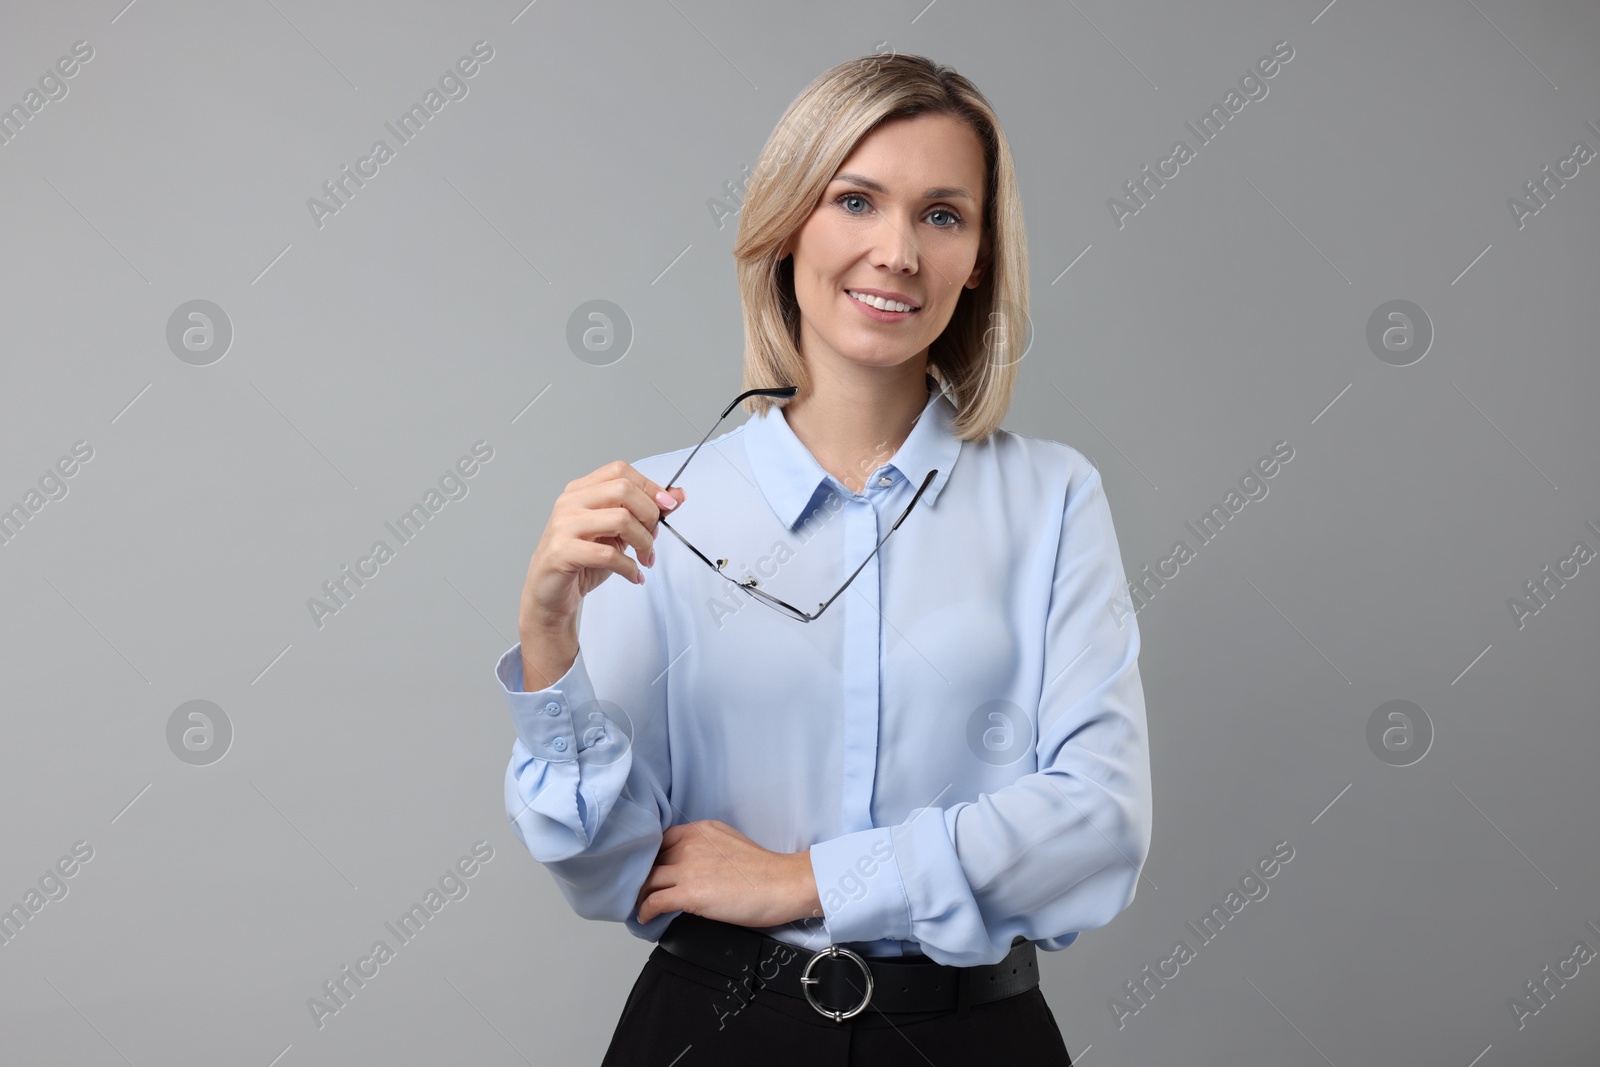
{"left": 831, "top": 171, "right": 975, "bottom": 203}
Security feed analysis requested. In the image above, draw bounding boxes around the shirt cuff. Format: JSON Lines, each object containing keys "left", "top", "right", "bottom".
{"left": 808, "top": 825, "right": 911, "bottom": 946}
{"left": 496, "top": 642, "right": 597, "bottom": 763}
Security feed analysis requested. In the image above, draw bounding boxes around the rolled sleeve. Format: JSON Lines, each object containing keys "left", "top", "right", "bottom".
{"left": 497, "top": 642, "right": 596, "bottom": 763}
{"left": 808, "top": 824, "right": 911, "bottom": 946}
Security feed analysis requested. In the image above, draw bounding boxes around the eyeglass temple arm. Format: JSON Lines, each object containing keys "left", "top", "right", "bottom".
{"left": 654, "top": 516, "right": 724, "bottom": 573}
{"left": 659, "top": 514, "right": 811, "bottom": 621}
{"left": 661, "top": 386, "right": 799, "bottom": 491}
{"left": 809, "top": 468, "right": 938, "bottom": 619}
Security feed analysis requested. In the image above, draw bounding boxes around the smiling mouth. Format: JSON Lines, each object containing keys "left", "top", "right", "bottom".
{"left": 845, "top": 289, "right": 920, "bottom": 314}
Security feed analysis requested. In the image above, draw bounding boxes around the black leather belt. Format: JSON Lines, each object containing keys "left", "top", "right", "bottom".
{"left": 656, "top": 912, "right": 1039, "bottom": 1021}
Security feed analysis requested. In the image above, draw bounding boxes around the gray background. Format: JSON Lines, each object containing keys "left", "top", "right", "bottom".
{"left": 2, "top": 0, "right": 1597, "bottom": 1064}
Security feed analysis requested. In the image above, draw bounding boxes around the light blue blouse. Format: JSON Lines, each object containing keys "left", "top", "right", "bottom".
{"left": 497, "top": 381, "right": 1153, "bottom": 967}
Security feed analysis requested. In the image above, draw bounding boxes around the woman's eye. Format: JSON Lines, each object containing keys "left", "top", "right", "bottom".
{"left": 835, "top": 193, "right": 962, "bottom": 228}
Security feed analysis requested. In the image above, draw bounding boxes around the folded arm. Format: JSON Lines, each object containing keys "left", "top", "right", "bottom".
{"left": 806, "top": 464, "right": 1154, "bottom": 966}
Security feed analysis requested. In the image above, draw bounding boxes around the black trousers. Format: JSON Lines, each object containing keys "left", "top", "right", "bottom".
{"left": 600, "top": 942, "right": 1074, "bottom": 1066}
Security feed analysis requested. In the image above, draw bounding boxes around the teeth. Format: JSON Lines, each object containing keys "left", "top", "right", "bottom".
{"left": 848, "top": 290, "right": 916, "bottom": 313}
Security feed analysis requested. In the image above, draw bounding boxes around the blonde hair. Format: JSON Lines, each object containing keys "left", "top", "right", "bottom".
{"left": 732, "top": 53, "right": 1028, "bottom": 442}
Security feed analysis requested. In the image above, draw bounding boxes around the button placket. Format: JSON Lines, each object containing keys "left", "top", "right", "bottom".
{"left": 838, "top": 494, "right": 884, "bottom": 836}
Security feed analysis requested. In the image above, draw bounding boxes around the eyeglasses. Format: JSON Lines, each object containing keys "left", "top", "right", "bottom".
{"left": 655, "top": 386, "right": 937, "bottom": 623}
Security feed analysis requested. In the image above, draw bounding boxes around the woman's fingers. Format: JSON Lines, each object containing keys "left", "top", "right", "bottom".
{"left": 569, "top": 536, "right": 643, "bottom": 587}
{"left": 564, "top": 506, "right": 655, "bottom": 569}
{"left": 520, "top": 460, "right": 688, "bottom": 632}
{"left": 570, "top": 471, "right": 685, "bottom": 556}
{"left": 566, "top": 460, "right": 686, "bottom": 525}
{"left": 636, "top": 868, "right": 678, "bottom": 923}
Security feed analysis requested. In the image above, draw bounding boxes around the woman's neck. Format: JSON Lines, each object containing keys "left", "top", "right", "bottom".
{"left": 781, "top": 356, "right": 932, "bottom": 495}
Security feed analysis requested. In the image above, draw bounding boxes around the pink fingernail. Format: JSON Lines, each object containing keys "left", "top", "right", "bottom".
{"left": 655, "top": 491, "right": 677, "bottom": 511}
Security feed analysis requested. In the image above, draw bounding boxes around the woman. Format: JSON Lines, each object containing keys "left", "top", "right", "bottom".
{"left": 500, "top": 53, "right": 1152, "bottom": 1065}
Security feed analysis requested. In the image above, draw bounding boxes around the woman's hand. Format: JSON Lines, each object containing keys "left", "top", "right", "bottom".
{"left": 516, "top": 461, "right": 685, "bottom": 689}
{"left": 635, "top": 820, "right": 823, "bottom": 929}
{"left": 520, "top": 460, "right": 686, "bottom": 628}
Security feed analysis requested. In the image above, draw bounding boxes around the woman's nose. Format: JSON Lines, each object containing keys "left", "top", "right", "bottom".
{"left": 871, "top": 217, "right": 919, "bottom": 272}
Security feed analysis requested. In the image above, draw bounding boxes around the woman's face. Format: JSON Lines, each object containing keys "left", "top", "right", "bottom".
{"left": 781, "top": 111, "right": 991, "bottom": 379}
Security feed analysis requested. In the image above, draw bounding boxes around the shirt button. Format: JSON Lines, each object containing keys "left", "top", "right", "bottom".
{"left": 877, "top": 476, "right": 892, "bottom": 487}
{"left": 550, "top": 736, "right": 568, "bottom": 752}
{"left": 544, "top": 701, "right": 561, "bottom": 716}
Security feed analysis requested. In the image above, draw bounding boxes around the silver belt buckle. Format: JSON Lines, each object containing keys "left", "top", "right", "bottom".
{"left": 799, "top": 944, "right": 874, "bottom": 1022}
